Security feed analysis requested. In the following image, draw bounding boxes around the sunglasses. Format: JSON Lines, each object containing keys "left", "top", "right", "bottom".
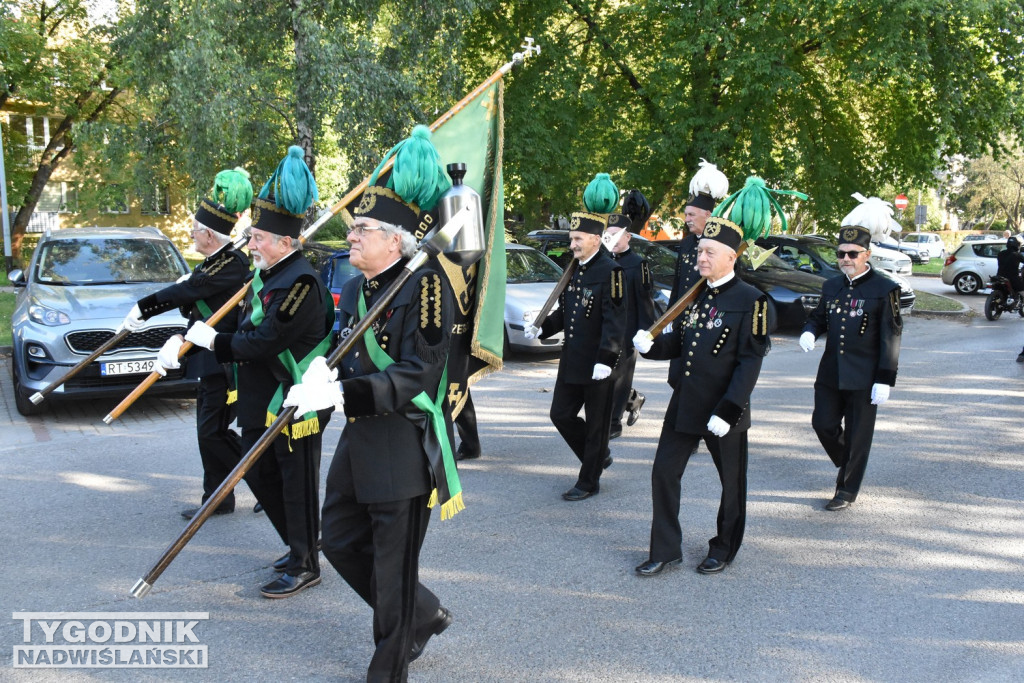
{"left": 836, "top": 249, "right": 866, "bottom": 259}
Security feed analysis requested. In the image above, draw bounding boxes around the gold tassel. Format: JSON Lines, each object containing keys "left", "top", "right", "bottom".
{"left": 440, "top": 492, "right": 465, "bottom": 521}
{"left": 427, "top": 488, "right": 439, "bottom": 509}
{"left": 226, "top": 390, "right": 237, "bottom": 405}
{"left": 289, "top": 416, "right": 320, "bottom": 439}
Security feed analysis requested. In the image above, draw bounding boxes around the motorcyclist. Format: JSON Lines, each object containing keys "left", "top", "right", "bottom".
{"left": 995, "top": 237, "right": 1024, "bottom": 302}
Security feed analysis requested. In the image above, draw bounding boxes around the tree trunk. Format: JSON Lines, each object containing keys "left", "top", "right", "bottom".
{"left": 290, "top": 0, "right": 317, "bottom": 178}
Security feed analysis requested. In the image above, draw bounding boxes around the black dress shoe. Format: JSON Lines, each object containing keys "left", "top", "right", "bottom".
{"left": 410, "top": 607, "right": 453, "bottom": 662}
{"left": 454, "top": 447, "right": 481, "bottom": 461}
{"left": 626, "top": 393, "right": 646, "bottom": 426}
{"left": 562, "top": 486, "right": 597, "bottom": 501}
{"left": 696, "top": 557, "right": 728, "bottom": 574}
{"left": 272, "top": 552, "right": 290, "bottom": 572}
{"left": 609, "top": 425, "right": 622, "bottom": 440}
{"left": 180, "top": 504, "right": 233, "bottom": 520}
{"left": 603, "top": 455, "right": 613, "bottom": 469}
{"left": 825, "top": 496, "right": 852, "bottom": 511}
{"left": 253, "top": 502, "right": 263, "bottom": 513}
{"left": 260, "top": 570, "right": 321, "bottom": 598}
{"left": 635, "top": 558, "right": 682, "bottom": 576}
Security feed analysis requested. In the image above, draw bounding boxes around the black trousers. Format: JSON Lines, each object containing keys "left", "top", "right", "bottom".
{"left": 195, "top": 372, "right": 242, "bottom": 508}
{"left": 610, "top": 349, "right": 638, "bottom": 431}
{"left": 550, "top": 376, "right": 615, "bottom": 492}
{"left": 812, "top": 383, "right": 878, "bottom": 502}
{"left": 454, "top": 390, "right": 480, "bottom": 455}
{"left": 241, "top": 413, "right": 328, "bottom": 575}
{"left": 649, "top": 410, "right": 749, "bottom": 563}
{"left": 321, "top": 475, "right": 439, "bottom": 683}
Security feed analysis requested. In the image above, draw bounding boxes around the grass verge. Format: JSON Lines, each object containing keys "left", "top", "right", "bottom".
{"left": 913, "top": 290, "right": 964, "bottom": 312}
{"left": 912, "top": 260, "right": 944, "bottom": 276}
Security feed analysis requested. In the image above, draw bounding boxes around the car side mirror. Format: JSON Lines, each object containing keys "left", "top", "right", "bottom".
{"left": 797, "top": 264, "right": 815, "bottom": 273}
{"left": 9, "top": 269, "right": 25, "bottom": 285}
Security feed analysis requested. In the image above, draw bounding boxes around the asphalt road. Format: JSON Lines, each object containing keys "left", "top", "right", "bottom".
{"left": 1, "top": 314, "right": 1022, "bottom": 682}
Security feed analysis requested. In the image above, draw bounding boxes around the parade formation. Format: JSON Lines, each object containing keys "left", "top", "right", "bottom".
{"left": 8, "top": 40, "right": 928, "bottom": 683}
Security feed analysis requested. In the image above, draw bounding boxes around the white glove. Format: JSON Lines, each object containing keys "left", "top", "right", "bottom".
{"left": 523, "top": 324, "right": 542, "bottom": 340}
{"left": 799, "top": 331, "right": 816, "bottom": 352}
{"left": 870, "top": 383, "right": 890, "bottom": 405}
{"left": 153, "top": 335, "right": 183, "bottom": 377}
{"left": 117, "top": 304, "right": 145, "bottom": 334}
{"left": 707, "top": 415, "right": 730, "bottom": 437}
{"left": 283, "top": 357, "right": 343, "bottom": 414}
{"left": 176, "top": 272, "right": 192, "bottom": 284}
{"left": 184, "top": 320, "right": 218, "bottom": 350}
{"left": 592, "top": 363, "right": 612, "bottom": 380}
{"left": 633, "top": 329, "right": 654, "bottom": 354}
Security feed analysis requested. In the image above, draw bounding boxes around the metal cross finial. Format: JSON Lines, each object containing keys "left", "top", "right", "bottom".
{"left": 512, "top": 37, "right": 541, "bottom": 67}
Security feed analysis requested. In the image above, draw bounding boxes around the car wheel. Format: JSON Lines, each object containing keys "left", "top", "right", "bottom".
{"left": 11, "top": 362, "right": 46, "bottom": 417}
{"left": 953, "top": 272, "right": 982, "bottom": 295}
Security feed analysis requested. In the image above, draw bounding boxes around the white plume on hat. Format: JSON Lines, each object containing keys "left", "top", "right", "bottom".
{"left": 842, "top": 192, "right": 894, "bottom": 241}
{"left": 689, "top": 158, "right": 729, "bottom": 199}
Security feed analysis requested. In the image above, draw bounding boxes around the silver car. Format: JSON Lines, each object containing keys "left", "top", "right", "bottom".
{"left": 941, "top": 239, "right": 1006, "bottom": 294}
{"left": 9, "top": 227, "right": 198, "bottom": 415}
{"left": 504, "top": 243, "right": 564, "bottom": 353}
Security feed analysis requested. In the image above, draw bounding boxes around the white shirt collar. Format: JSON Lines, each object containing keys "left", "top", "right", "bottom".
{"left": 708, "top": 271, "right": 736, "bottom": 288}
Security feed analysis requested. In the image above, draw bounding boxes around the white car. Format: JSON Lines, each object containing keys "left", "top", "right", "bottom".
{"left": 870, "top": 241, "right": 914, "bottom": 276}
{"left": 900, "top": 232, "right": 946, "bottom": 259}
{"left": 504, "top": 243, "right": 565, "bottom": 353}
{"left": 941, "top": 239, "right": 1006, "bottom": 295}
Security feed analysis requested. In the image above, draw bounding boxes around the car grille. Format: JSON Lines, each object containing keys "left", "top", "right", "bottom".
{"left": 65, "top": 326, "right": 188, "bottom": 354}
{"left": 800, "top": 294, "right": 821, "bottom": 311}
{"left": 64, "top": 366, "right": 189, "bottom": 389}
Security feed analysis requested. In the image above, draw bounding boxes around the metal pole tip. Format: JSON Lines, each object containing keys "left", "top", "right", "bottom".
{"left": 131, "top": 578, "right": 152, "bottom": 598}
{"left": 102, "top": 414, "right": 114, "bottom": 425}
{"left": 29, "top": 392, "right": 44, "bottom": 405}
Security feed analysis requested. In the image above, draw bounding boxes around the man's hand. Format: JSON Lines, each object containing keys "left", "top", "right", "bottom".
{"left": 184, "top": 321, "right": 218, "bottom": 350}
{"left": 523, "top": 324, "right": 542, "bottom": 340}
{"left": 707, "top": 415, "right": 730, "bottom": 437}
{"left": 154, "top": 336, "right": 183, "bottom": 377}
{"left": 117, "top": 304, "right": 145, "bottom": 334}
{"left": 870, "top": 383, "right": 890, "bottom": 405}
{"left": 592, "top": 363, "right": 612, "bottom": 381}
{"left": 283, "top": 357, "right": 343, "bottom": 414}
{"left": 633, "top": 330, "right": 654, "bottom": 354}
{"left": 799, "top": 331, "right": 816, "bottom": 352}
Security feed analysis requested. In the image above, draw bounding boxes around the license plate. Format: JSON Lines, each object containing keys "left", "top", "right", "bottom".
{"left": 100, "top": 360, "right": 155, "bottom": 376}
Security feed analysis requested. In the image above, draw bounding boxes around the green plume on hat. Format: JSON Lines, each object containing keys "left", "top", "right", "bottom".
{"left": 368, "top": 124, "right": 451, "bottom": 211}
{"left": 583, "top": 173, "right": 619, "bottom": 213}
{"left": 713, "top": 176, "right": 808, "bottom": 238}
{"left": 211, "top": 167, "right": 253, "bottom": 214}
{"left": 258, "top": 145, "right": 318, "bottom": 215}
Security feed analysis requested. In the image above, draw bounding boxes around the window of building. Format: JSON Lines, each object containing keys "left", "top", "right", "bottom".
{"left": 142, "top": 184, "right": 170, "bottom": 215}
{"left": 101, "top": 185, "right": 130, "bottom": 214}
{"left": 37, "top": 182, "right": 78, "bottom": 213}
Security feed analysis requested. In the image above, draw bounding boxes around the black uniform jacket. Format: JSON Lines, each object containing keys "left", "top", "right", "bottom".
{"left": 996, "top": 249, "right": 1024, "bottom": 289}
{"left": 802, "top": 266, "right": 902, "bottom": 390}
{"left": 136, "top": 244, "right": 250, "bottom": 378}
{"left": 334, "top": 259, "right": 453, "bottom": 504}
{"left": 643, "top": 275, "right": 769, "bottom": 433}
{"left": 212, "top": 251, "right": 333, "bottom": 430}
{"left": 670, "top": 233, "right": 702, "bottom": 302}
{"left": 539, "top": 247, "right": 627, "bottom": 384}
{"left": 613, "top": 247, "right": 657, "bottom": 335}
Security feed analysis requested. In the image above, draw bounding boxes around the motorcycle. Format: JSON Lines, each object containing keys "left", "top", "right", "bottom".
{"left": 984, "top": 276, "right": 1024, "bottom": 320}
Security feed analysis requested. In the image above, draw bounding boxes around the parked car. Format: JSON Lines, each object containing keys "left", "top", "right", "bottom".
{"left": 961, "top": 234, "right": 1001, "bottom": 242}
{"left": 941, "top": 239, "right": 1007, "bottom": 294}
{"left": 893, "top": 241, "right": 930, "bottom": 264}
{"left": 527, "top": 229, "right": 825, "bottom": 330}
{"left": 316, "top": 241, "right": 565, "bottom": 353}
{"left": 757, "top": 234, "right": 915, "bottom": 314}
{"left": 899, "top": 232, "right": 946, "bottom": 260}
{"left": 870, "top": 240, "right": 915, "bottom": 276}
{"left": 9, "top": 227, "right": 197, "bottom": 416}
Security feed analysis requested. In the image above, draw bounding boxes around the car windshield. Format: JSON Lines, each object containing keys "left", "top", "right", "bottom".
{"left": 506, "top": 247, "right": 562, "bottom": 283}
{"left": 738, "top": 250, "right": 794, "bottom": 272}
{"left": 902, "top": 234, "right": 922, "bottom": 243}
{"left": 35, "top": 238, "right": 185, "bottom": 285}
{"left": 801, "top": 241, "right": 839, "bottom": 266}
{"left": 330, "top": 256, "right": 361, "bottom": 290}
{"left": 629, "top": 241, "right": 677, "bottom": 283}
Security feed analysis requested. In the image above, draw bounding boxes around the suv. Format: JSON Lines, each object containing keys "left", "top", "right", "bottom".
{"left": 757, "top": 234, "right": 915, "bottom": 314}
{"left": 941, "top": 239, "right": 1006, "bottom": 295}
{"left": 900, "top": 232, "right": 946, "bottom": 260}
{"left": 9, "top": 227, "right": 197, "bottom": 416}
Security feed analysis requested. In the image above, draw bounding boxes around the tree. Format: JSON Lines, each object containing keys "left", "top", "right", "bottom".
{"left": 949, "top": 143, "right": 1024, "bottom": 232}
{"left": 1, "top": 0, "right": 122, "bottom": 261}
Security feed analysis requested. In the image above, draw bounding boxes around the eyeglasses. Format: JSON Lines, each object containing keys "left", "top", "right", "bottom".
{"left": 347, "top": 225, "right": 384, "bottom": 238}
{"left": 836, "top": 249, "right": 866, "bottom": 259}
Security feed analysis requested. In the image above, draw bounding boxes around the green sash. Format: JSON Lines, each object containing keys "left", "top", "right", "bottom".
{"left": 194, "top": 298, "right": 241, "bottom": 405}
{"left": 249, "top": 269, "right": 333, "bottom": 439}
{"left": 357, "top": 289, "right": 464, "bottom": 520}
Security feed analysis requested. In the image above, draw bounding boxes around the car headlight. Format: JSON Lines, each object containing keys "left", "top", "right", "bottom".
{"left": 28, "top": 303, "right": 71, "bottom": 326}
{"left": 522, "top": 310, "right": 540, "bottom": 323}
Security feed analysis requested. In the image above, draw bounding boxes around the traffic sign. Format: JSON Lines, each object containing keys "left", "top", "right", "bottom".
{"left": 894, "top": 194, "right": 909, "bottom": 211}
